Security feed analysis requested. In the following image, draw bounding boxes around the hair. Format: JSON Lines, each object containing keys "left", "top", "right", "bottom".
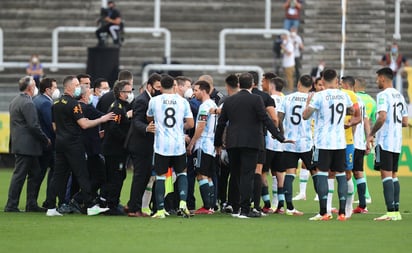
{"left": 238, "top": 72, "right": 253, "bottom": 89}
{"left": 193, "top": 80, "right": 211, "bottom": 94}
{"left": 311, "top": 77, "right": 322, "bottom": 91}
{"left": 76, "top": 74, "right": 91, "bottom": 81}
{"left": 225, "top": 74, "right": 239, "bottom": 89}
{"left": 263, "top": 72, "right": 277, "bottom": 80}
{"left": 118, "top": 70, "right": 133, "bottom": 81}
{"left": 93, "top": 78, "right": 108, "bottom": 90}
{"left": 113, "top": 80, "right": 132, "bottom": 98}
{"left": 322, "top": 69, "right": 337, "bottom": 83}
{"left": 299, "top": 75, "right": 313, "bottom": 88}
{"left": 63, "top": 75, "right": 77, "bottom": 89}
{"left": 18, "top": 76, "right": 33, "bottom": 92}
{"left": 271, "top": 77, "right": 285, "bottom": 92}
{"left": 175, "top": 76, "right": 192, "bottom": 87}
{"left": 355, "top": 77, "right": 367, "bottom": 89}
{"left": 198, "top": 75, "right": 214, "bottom": 87}
{"left": 248, "top": 71, "right": 259, "bottom": 85}
{"left": 376, "top": 67, "right": 394, "bottom": 80}
{"left": 147, "top": 73, "right": 162, "bottom": 86}
{"left": 39, "top": 77, "right": 57, "bottom": 93}
{"left": 160, "top": 75, "right": 175, "bottom": 89}
{"left": 341, "top": 76, "right": 355, "bottom": 87}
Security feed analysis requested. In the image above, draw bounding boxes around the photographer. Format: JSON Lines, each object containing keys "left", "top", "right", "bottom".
{"left": 95, "top": 1, "right": 123, "bottom": 47}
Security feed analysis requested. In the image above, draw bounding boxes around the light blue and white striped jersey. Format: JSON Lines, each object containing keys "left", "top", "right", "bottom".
{"left": 194, "top": 99, "right": 217, "bottom": 156}
{"left": 265, "top": 94, "right": 283, "bottom": 152}
{"left": 354, "top": 95, "right": 367, "bottom": 150}
{"left": 375, "top": 87, "right": 408, "bottom": 153}
{"left": 147, "top": 93, "right": 193, "bottom": 156}
{"left": 279, "top": 91, "right": 313, "bottom": 152}
{"left": 309, "top": 89, "right": 352, "bottom": 150}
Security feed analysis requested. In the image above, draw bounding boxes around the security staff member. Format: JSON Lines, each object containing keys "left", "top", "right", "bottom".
{"left": 101, "top": 80, "right": 134, "bottom": 215}
{"left": 45, "top": 75, "right": 114, "bottom": 216}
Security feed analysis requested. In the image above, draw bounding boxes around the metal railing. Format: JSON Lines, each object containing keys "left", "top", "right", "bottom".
{"left": 218, "top": 28, "right": 289, "bottom": 68}
{"left": 50, "top": 26, "right": 171, "bottom": 71}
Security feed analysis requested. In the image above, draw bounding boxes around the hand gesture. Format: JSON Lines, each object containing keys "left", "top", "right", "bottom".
{"left": 146, "top": 121, "right": 156, "bottom": 133}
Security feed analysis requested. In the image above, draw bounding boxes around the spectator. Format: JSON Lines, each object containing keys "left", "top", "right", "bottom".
{"left": 379, "top": 41, "right": 409, "bottom": 88}
{"left": 290, "top": 26, "right": 304, "bottom": 84}
{"left": 96, "top": 1, "right": 123, "bottom": 47}
{"left": 26, "top": 54, "right": 44, "bottom": 88}
{"left": 283, "top": 0, "right": 304, "bottom": 31}
{"left": 281, "top": 33, "right": 295, "bottom": 93}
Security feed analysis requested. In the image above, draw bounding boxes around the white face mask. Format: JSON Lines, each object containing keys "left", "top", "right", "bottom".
{"left": 51, "top": 88, "right": 60, "bottom": 100}
{"left": 126, "top": 92, "right": 134, "bottom": 103}
{"left": 33, "top": 86, "right": 39, "bottom": 97}
{"left": 184, "top": 88, "right": 193, "bottom": 99}
{"left": 100, "top": 89, "right": 109, "bottom": 97}
{"left": 31, "top": 57, "right": 39, "bottom": 64}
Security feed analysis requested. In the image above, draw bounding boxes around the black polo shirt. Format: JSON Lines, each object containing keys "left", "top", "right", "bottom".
{"left": 52, "top": 94, "right": 85, "bottom": 151}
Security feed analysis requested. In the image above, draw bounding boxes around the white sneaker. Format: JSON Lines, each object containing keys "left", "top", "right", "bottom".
{"left": 286, "top": 208, "right": 304, "bottom": 216}
{"left": 87, "top": 204, "right": 109, "bottom": 216}
{"left": 292, "top": 193, "right": 306, "bottom": 201}
{"left": 46, "top": 208, "right": 63, "bottom": 217}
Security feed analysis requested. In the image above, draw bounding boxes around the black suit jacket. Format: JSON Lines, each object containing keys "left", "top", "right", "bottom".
{"left": 124, "top": 91, "right": 154, "bottom": 155}
{"left": 214, "top": 89, "right": 284, "bottom": 150}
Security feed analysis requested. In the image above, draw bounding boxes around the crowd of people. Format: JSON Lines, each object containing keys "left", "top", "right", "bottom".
{"left": 4, "top": 64, "right": 408, "bottom": 221}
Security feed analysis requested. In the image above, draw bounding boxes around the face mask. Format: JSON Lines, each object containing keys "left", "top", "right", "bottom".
{"left": 33, "top": 86, "right": 39, "bottom": 97}
{"left": 74, "top": 87, "right": 81, "bottom": 98}
{"left": 391, "top": 47, "right": 398, "bottom": 54}
{"left": 290, "top": 32, "right": 297, "bottom": 37}
{"left": 184, "top": 88, "right": 193, "bottom": 99}
{"left": 88, "top": 94, "right": 94, "bottom": 104}
{"left": 318, "top": 65, "right": 324, "bottom": 71}
{"left": 51, "top": 88, "right": 60, "bottom": 100}
{"left": 153, "top": 89, "right": 162, "bottom": 97}
{"left": 100, "top": 89, "right": 109, "bottom": 97}
{"left": 31, "top": 57, "right": 39, "bottom": 64}
{"left": 126, "top": 92, "right": 134, "bottom": 103}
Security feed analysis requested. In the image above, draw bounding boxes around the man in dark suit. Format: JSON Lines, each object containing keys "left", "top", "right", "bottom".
{"left": 125, "top": 73, "right": 162, "bottom": 217}
{"left": 5, "top": 76, "right": 50, "bottom": 212}
{"left": 214, "top": 72, "right": 288, "bottom": 218}
{"left": 33, "top": 78, "right": 61, "bottom": 209}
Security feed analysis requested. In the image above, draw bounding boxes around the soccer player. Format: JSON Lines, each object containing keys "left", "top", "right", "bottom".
{"left": 352, "top": 84, "right": 370, "bottom": 214}
{"left": 303, "top": 69, "right": 353, "bottom": 221}
{"left": 278, "top": 75, "right": 314, "bottom": 216}
{"left": 340, "top": 76, "right": 361, "bottom": 218}
{"left": 187, "top": 80, "right": 217, "bottom": 214}
{"left": 367, "top": 67, "right": 408, "bottom": 221}
{"left": 354, "top": 77, "right": 377, "bottom": 203}
{"left": 147, "top": 75, "right": 194, "bottom": 218}
{"left": 263, "top": 77, "right": 285, "bottom": 213}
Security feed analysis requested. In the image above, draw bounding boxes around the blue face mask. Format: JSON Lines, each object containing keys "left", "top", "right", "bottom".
{"left": 391, "top": 47, "right": 398, "bottom": 54}
{"left": 74, "top": 87, "right": 81, "bottom": 98}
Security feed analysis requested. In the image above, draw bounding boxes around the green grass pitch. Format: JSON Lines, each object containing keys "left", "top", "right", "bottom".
{"left": 0, "top": 169, "right": 411, "bottom": 253}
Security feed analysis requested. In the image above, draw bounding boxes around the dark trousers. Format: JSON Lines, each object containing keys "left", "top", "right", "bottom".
{"left": 227, "top": 148, "right": 258, "bottom": 215}
{"left": 218, "top": 160, "right": 230, "bottom": 205}
{"left": 36, "top": 150, "right": 59, "bottom": 207}
{"left": 127, "top": 153, "right": 153, "bottom": 212}
{"left": 45, "top": 147, "right": 94, "bottom": 209}
{"left": 5, "top": 154, "right": 41, "bottom": 210}
{"left": 73, "top": 154, "right": 106, "bottom": 204}
{"left": 186, "top": 153, "right": 196, "bottom": 210}
{"left": 103, "top": 155, "right": 127, "bottom": 208}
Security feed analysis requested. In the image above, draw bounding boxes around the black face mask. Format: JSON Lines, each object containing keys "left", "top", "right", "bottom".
{"left": 152, "top": 89, "right": 161, "bottom": 97}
